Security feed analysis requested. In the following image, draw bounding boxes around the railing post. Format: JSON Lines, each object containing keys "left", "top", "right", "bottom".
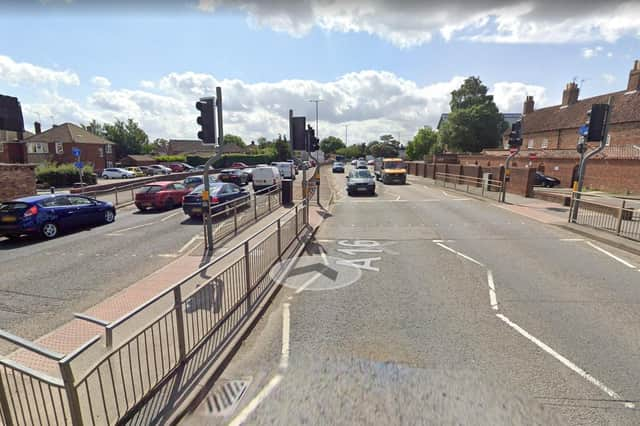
{"left": 295, "top": 205, "right": 299, "bottom": 234}
{"left": 173, "top": 287, "right": 187, "bottom": 362}
{"left": 130, "top": 188, "right": 134, "bottom": 202}
{"left": 277, "top": 219, "right": 282, "bottom": 257}
{"left": 115, "top": 190, "right": 118, "bottom": 206}
{"left": 616, "top": 200, "right": 626, "bottom": 235}
{"left": 244, "top": 241, "right": 252, "bottom": 311}
{"left": 268, "top": 191, "right": 271, "bottom": 211}
{"left": 59, "top": 360, "right": 83, "bottom": 426}
{"left": 0, "top": 373, "right": 14, "bottom": 426}
{"left": 233, "top": 205, "right": 238, "bottom": 234}
{"left": 253, "top": 193, "right": 258, "bottom": 220}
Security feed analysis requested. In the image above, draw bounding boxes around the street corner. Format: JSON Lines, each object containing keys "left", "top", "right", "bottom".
{"left": 269, "top": 253, "right": 363, "bottom": 292}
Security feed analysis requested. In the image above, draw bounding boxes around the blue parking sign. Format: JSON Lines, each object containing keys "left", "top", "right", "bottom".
{"left": 72, "top": 147, "right": 81, "bottom": 157}
{"left": 578, "top": 125, "right": 589, "bottom": 137}
{"left": 74, "top": 161, "right": 84, "bottom": 169}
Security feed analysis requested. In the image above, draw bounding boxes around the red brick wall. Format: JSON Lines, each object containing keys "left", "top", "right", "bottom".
{"left": 584, "top": 160, "right": 640, "bottom": 194}
{"left": 417, "top": 162, "right": 425, "bottom": 177}
{"left": 0, "top": 142, "right": 25, "bottom": 163}
{"left": 426, "top": 163, "right": 435, "bottom": 178}
{"left": 525, "top": 122, "right": 640, "bottom": 151}
{"left": 463, "top": 165, "right": 482, "bottom": 187}
{"left": 508, "top": 167, "right": 536, "bottom": 197}
{"left": 0, "top": 163, "right": 37, "bottom": 202}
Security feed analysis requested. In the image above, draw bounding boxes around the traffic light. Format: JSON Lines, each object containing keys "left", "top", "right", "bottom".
{"left": 196, "top": 99, "right": 216, "bottom": 144}
{"left": 585, "top": 104, "right": 609, "bottom": 142}
{"left": 508, "top": 120, "right": 522, "bottom": 147}
{"left": 307, "top": 125, "right": 319, "bottom": 151}
{"left": 291, "top": 116, "right": 306, "bottom": 150}
{"left": 577, "top": 136, "right": 587, "bottom": 154}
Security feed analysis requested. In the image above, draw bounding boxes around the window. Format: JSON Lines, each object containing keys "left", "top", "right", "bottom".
{"left": 173, "top": 183, "right": 185, "bottom": 190}
{"left": 105, "top": 144, "right": 112, "bottom": 154}
{"left": 41, "top": 197, "right": 71, "bottom": 207}
{"left": 98, "top": 148, "right": 104, "bottom": 158}
{"left": 27, "top": 143, "right": 49, "bottom": 154}
{"left": 527, "top": 139, "right": 534, "bottom": 149}
{"left": 0, "top": 142, "right": 4, "bottom": 152}
{"left": 541, "top": 139, "right": 549, "bottom": 149}
{"left": 55, "top": 142, "right": 64, "bottom": 154}
{"left": 106, "top": 161, "right": 114, "bottom": 167}
{"left": 67, "top": 196, "right": 93, "bottom": 206}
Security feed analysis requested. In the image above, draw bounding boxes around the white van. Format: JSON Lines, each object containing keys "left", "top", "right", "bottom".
{"left": 252, "top": 166, "right": 282, "bottom": 192}
{"left": 272, "top": 162, "right": 295, "bottom": 180}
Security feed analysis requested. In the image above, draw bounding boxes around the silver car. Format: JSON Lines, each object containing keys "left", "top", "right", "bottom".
{"left": 346, "top": 169, "right": 376, "bottom": 196}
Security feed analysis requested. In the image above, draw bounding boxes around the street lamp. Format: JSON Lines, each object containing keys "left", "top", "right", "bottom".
{"left": 344, "top": 124, "right": 349, "bottom": 146}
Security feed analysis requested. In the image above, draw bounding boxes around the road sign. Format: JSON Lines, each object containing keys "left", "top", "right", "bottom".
{"left": 74, "top": 161, "right": 84, "bottom": 169}
{"left": 528, "top": 153, "right": 537, "bottom": 161}
{"left": 72, "top": 147, "right": 81, "bottom": 157}
{"left": 579, "top": 124, "right": 589, "bottom": 137}
{"left": 509, "top": 147, "right": 518, "bottom": 154}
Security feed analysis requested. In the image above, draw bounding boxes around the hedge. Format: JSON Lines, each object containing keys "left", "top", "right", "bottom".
{"left": 36, "top": 163, "right": 97, "bottom": 187}
{"left": 154, "top": 155, "right": 186, "bottom": 162}
{"left": 186, "top": 153, "right": 277, "bottom": 168}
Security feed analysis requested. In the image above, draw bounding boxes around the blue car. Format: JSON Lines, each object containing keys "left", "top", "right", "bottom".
{"left": 182, "top": 183, "right": 250, "bottom": 218}
{"left": 0, "top": 194, "right": 116, "bottom": 239}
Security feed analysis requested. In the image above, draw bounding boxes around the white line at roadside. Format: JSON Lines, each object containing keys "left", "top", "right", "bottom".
{"left": 280, "top": 303, "right": 290, "bottom": 369}
{"left": 585, "top": 241, "right": 636, "bottom": 268}
{"left": 107, "top": 221, "right": 156, "bottom": 235}
{"left": 435, "top": 242, "right": 485, "bottom": 267}
{"left": 487, "top": 270, "right": 498, "bottom": 310}
{"left": 496, "top": 313, "right": 634, "bottom": 408}
{"left": 229, "top": 374, "right": 283, "bottom": 426}
{"left": 559, "top": 238, "right": 585, "bottom": 242}
{"left": 160, "top": 210, "right": 182, "bottom": 222}
{"left": 179, "top": 235, "right": 202, "bottom": 253}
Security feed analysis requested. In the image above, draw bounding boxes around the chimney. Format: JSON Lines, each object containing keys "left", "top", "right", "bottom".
{"left": 562, "top": 82, "right": 580, "bottom": 106}
{"left": 523, "top": 96, "right": 535, "bottom": 114}
{"left": 34, "top": 121, "right": 41, "bottom": 134}
{"left": 627, "top": 59, "right": 640, "bottom": 91}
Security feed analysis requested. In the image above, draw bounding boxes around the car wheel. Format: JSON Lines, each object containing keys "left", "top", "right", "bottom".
{"left": 103, "top": 175, "right": 109, "bottom": 179}
{"left": 41, "top": 222, "right": 59, "bottom": 239}
{"left": 543, "top": 182, "right": 551, "bottom": 188}
{"left": 104, "top": 209, "right": 115, "bottom": 223}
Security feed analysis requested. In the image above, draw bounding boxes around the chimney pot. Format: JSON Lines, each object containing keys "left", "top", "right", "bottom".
{"left": 627, "top": 59, "right": 640, "bottom": 91}
{"left": 523, "top": 96, "right": 535, "bottom": 114}
{"left": 34, "top": 121, "right": 41, "bottom": 134}
{"left": 562, "top": 82, "right": 580, "bottom": 106}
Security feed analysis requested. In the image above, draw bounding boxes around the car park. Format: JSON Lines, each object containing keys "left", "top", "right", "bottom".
{"left": 230, "top": 162, "right": 249, "bottom": 169}
{"left": 346, "top": 169, "right": 376, "bottom": 196}
{"left": 165, "top": 163, "right": 186, "bottom": 173}
{"left": 535, "top": 171, "right": 561, "bottom": 188}
{"left": 135, "top": 182, "right": 191, "bottom": 211}
{"left": 252, "top": 166, "right": 281, "bottom": 192}
{"left": 148, "top": 164, "right": 172, "bottom": 175}
{"left": 332, "top": 162, "right": 345, "bottom": 173}
{"left": 180, "top": 163, "right": 194, "bottom": 171}
{"left": 126, "top": 167, "right": 145, "bottom": 177}
{"left": 0, "top": 194, "right": 115, "bottom": 239}
{"left": 102, "top": 168, "right": 135, "bottom": 179}
{"left": 183, "top": 175, "right": 217, "bottom": 190}
{"left": 218, "top": 169, "right": 249, "bottom": 186}
{"left": 138, "top": 166, "right": 154, "bottom": 176}
{"left": 182, "top": 183, "right": 250, "bottom": 218}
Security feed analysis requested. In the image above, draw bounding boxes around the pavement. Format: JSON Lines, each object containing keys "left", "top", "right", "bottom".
{"left": 180, "top": 165, "right": 640, "bottom": 425}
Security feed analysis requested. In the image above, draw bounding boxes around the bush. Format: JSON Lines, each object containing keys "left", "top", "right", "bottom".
{"left": 154, "top": 155, "right": 186, "bottom": 163}
{"left": 36, "top": 163, "right": 97, "bottom": 187}
{"left": 185, "top": 155, "right": 209, "bottom": 166}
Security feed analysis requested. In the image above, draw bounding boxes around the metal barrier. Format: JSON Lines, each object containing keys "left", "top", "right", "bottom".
{"left": 0, "top": 198, "right": 309, "bottom": 425}
{"left": 434, "top": 172, "right": 504, "bottom": 201}
{"left": 569, "top": 192, "right": 640, "bottom": 242}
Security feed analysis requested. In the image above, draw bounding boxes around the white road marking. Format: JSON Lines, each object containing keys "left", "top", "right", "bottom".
{"left": 320, "top": 251, "right": 329, "bottom": 266}
{"left": 487, "top": 270, "right": 498, "bottom": 310}
{"left": 157, "top": 254, "right": 179, "bottom": 258}
{"left": 432, "top": 239, "right": 455, "bottom": 243}
{"left": 294, "top": 272, "right": 323, "bottom": 294}
{"left": 280, "top": 303, "right": 290, "bottom": 369}
{"left": 395, "top": 195, "right": 401, "bottom": 201}
{"left": 560, "top": 238, "right": 585, "bottom": 242}
{"left": 586, "top": 241, "right": 636, "bottom": 268}
{"left": 178, "top": 235, "right": 201, "bottom": 253}
{"left": 160, "top": 210, "right": 181, "bottom": 222}
{"left": 229, "top": 374, "right": 284, "bottom": 426}
{"left": 496, "top": 313, "right": 634, "bottom": 408}
{"left": 335, "top": 257, "right": 381, "bottom": 272}
{"left": 108, "top": 221, "right": 156, "bottom": 235}
{"left": 435, "top": 243, "right": 485, "bottom": 267}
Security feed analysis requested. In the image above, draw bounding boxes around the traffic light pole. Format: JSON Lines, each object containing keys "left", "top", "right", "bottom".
{"left": 500, "top": 147, "right": 520, "bottom": 203}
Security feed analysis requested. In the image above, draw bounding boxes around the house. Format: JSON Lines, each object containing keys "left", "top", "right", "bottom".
{"left": 118, "top": 154, "right": 156, "bottom": 166}
{"left": 2, "top": 122, "right": 117, "bottom": 171}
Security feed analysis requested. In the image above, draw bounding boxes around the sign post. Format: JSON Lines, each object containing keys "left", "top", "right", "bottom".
{"left": 72, "top": 147, "right": 83, "bottom": 190}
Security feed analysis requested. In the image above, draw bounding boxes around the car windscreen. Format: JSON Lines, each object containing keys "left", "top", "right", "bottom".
{"left": 352, "top": 170, "right": 372, "bottom": 178}
{"left": 137, "top": 185, "right": 163, "bottom": 193}
{"left": 384, "top": 162, "right": 404, "bottom": 169}
{"left": 0, "top": 202, "right": 29, "bottom": 212}
{"left": 191, "top": 184, "right": 223, "bottom": 194}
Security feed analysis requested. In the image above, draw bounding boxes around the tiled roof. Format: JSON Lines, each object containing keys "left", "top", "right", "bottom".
{"left": 22, "top": 123, "right": 115, "bottom": 145}
{"left": 523, "top": 90, "right": 640, "bottom": 134}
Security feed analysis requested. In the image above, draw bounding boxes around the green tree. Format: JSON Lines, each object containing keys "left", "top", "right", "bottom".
{"left": 222, "top": 134, "right": 246, "bottom": 148}
{"left": 274, "top": 136, "right": 292, "bottom": 161}
{"left": 82, "top": 119, "right": 105, "bottom": 137}
{"left": 103, "top": 119, "right": 149, "bottom": 156}
{"left": 143, "top": 138, "right": 168, "bottom": 155}
{"left": 367, "top": 141, "right": 398, "bottom": 158}
{"left": 439, "top": 77, "right": 507, "bottom": 153}
{"left": 319, "top": 136, "right": 346, "bottom": 155}
{"left": 406, "top": 127, "right": 439, "bottom": 160}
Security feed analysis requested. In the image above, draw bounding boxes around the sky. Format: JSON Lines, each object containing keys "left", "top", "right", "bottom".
{"left": 1, "top": 0, "right": 639, "bottom": 144}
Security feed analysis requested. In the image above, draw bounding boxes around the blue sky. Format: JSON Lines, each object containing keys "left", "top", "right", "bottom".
{"left": 1, "top": 1, "right": 639, "bottom": 142}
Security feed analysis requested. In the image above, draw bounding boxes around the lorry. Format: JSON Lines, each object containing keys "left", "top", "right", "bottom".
{"left": 374, "top": 157, "right": 407, "bottom": 184}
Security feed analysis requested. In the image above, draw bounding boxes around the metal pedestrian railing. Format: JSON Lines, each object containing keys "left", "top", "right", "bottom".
{"left": 0, "top": 198, "right": 309, "bottom": 425}
{"left": 569, "top": 192, "right": 640, "bottom": 242}
{"left": 434, "top": 172, "right": 504, "bottom": 201}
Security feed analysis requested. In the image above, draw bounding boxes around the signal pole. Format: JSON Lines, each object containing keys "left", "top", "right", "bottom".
{"left": 308, "top": 99, "right": 322, "bottom": 204}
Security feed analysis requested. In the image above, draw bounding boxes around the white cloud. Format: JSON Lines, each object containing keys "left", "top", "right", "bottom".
{"left": 491, "top": 82, "right": 547, "bottom": 112}
{"left": 582, "top": 45, "right": 603, "bottom": 59}
{"left": 602, "top": 73, "right": 616, "bottom": 84}
{"left": 607, "top": 52, "right": 614, "bottom": 57}
{"left": 140, "top": 80, "right": 155, "bottom": 89}
{"left": 0, "top": 55, "right": 79, "bottom": 86}
{"left": 196, "top": 1, "right": 640, "bottom": 47}
{"left": 90, "top": 76, "right": 111, "bottom": 88}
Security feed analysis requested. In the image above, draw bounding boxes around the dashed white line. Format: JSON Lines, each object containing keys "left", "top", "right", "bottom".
{"left": 585, "top": 241, "right": 636, "bottom": 268}
{"left": 496, "top": 313, "right": 634, "bottom": 408}
{"left": 279, "top": 303, "right": 290, "bottom": 369}
{"left": 294, "top": 272, "right": 323, "bottom": 294}
{"left": 435, "top": 242, "right": 485, "bottom": 267}
{"left": 160, "top": 210, "right": 181, "bottom": 222}
{"left": 228, "top": 374, "right": 283, "bottom": 426}
{"left": 559, "top": 238, "right": 585, "bottom": 242}
{"left": 487, "top": 270, "right": 498, "bottom": 310}
{"left": 108, "top": 221, "right": 156, "bottom": 235}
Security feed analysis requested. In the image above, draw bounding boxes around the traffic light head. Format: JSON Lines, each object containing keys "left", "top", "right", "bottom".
{"left": 586, "top": 104, "right": 609, "bottom": 142}
{"left": 196, "top": 99, "right": 216, "bottom": 144}
{"left": 508, "top": 120, "right": 523, "bottom": 147}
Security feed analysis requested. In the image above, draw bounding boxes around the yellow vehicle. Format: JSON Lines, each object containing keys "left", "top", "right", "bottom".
{"left": 374, "top": 157, "right": 407, "bottom": 184}
{"left": 126, "top": 167, "right": 145, "bottom": 177}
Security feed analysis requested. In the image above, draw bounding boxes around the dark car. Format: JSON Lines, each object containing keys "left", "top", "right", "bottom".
{"left": 0, "top": 194, "right": 115, "bottom": 239}
{"left": 182, "top": 183, "right": 250, "bottom": 219}
{"left": 332, "top": 162, "right": 345, "bottom": 173}
{"left": 218, "top": 169, "right": 249, "bottom": 186}
{"left": 346, "top": 169, "right": 376, "bottom": 196}
{"left": 183, "top": 175, "right": 217, "bottom": 190}
{"left": 535, "top": 171, "right": 561, "bottom": 188}
{"left": 135, "top": 181, "right": 191, "bottom": 211}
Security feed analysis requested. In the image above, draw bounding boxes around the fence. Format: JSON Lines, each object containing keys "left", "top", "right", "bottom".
{"left": 434, "top": 172, "right": 504, "bottom": 201}
{"left": 0, "top": 199, "right": 309, "bottom": 425}
{"left": 569, "top": 192, "right": 640, "bottom": 242}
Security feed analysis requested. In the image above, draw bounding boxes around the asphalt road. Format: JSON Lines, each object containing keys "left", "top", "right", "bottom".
{"left": 185, "top": 166, "right": 640, "bottom": 425}
{"left": 0, "top": 187, "right": 270, "bottom": 350}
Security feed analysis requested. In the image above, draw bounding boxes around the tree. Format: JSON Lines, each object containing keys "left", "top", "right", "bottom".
{"left": 102, "top": 119, "right": 149, "bottom": 156}
{"left": 142, "top": 138, "right": 169, "bottom": 155}
{"left": 336, "top": 144, "right": 363, "bottom": 159}
{"left": 222, "top": 134, "right": 246, "bottom": 148}
{"left": 406, "top": 127, "right": 439, "bottom": 160}
{"left": 274, "top": 135, "right": 292, "bottom": 161}
{"left": 367, "top": 141, "right": 398, "bottom": 158}
{"left": 82, "top": 119, "right": 105, "bottom": 137}
{"left": 319, "top": 136, "right": 346, "bottom": 155}
{"left": 439, "top": 77, "right": 507, "bottom": 153}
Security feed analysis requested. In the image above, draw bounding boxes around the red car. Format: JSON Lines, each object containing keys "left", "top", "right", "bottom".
{"left": 135, "top": 181, "right": 191, "bottom": 211}
{"left": 230, "top": 162, "right": 249, "bottom": 169}
{"left": 165, "top": 163, "right": 186, "bottom": 172}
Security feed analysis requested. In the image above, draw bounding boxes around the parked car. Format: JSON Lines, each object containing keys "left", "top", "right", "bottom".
{"left": 138, "top": 166, "right": 154, "bottom": 176}
{"left": 230, "top": 162, "right": 249, "bottom": 169}
{"left": 0, "top": 194, "right": 115, "bottom": 239}
{"left": 183, "top": 175, "right": 217, "bottom": 190}
{"left": 346, "top": 169, "right": 376, "bottom": 196}
{"left": 367, "top": 159, "right": 375, "bottom": 166}
{"left": 102, "top": 168, "right": 135, "bottom": 179}
{"left": 165, "top": 163, "right": 185, "bottom": 173}
{"left": 272, "top": 162, "right": 296, "bottom": 180}
{"left": 351, "top": 159, "right": 358, "bottom": 166}
{"left": 252, "top": 166, "right": 281, "bottom": 192}
{"left": 332, "top": 162, "right": 345, "bottom": 173}
{"left": 217, "top": 169, "right": 249, "bottom": 186}
{"left": 243, "top": 168, "right": 254, "bottom": 182}
{"left": 148, "top": 164, "right": 172, "bottom": 175}
{"left": 182, "top": 183, "right": 250, "bottom": 218}
{"left": 287, "top": 159, "right": 299, "bottom": 175}
{"left": 356, "top": 160, "right": 368, "bottom": 169}
{"left": 135, "top": 182, "right": 191, "bottom": 211}
{"left": 126, "top": 167, "right": 145, "bottom": 177}
{"left": 180, "top": 163, "right": 194, "bottom": 171}
{"left": 535, "top": 171, "right": 561, "bottom": 188}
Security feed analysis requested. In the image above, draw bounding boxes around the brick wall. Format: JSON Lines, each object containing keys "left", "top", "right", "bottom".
{"left": 417, "top": 162, "right": 425, "bottom": 177}
{"left": 426, "top": 163, "right": 435, "bottom": 179}
{"left": 463, "top": 165, "right": 482, "bottom": 187}
{"left": 0, "top": 163, "right": 37, "bottom": 202}
{"left": 524, "top": 122, "right": 640, "bottom": 151}
{"left": 508, "top": 167, "right": 536, "bottom": 197}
